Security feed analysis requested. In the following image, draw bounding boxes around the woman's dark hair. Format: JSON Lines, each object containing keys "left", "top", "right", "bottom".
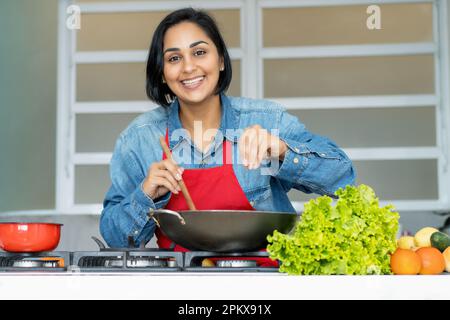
{"left": 146, "top": 8, "right": 232, "bottom": 107}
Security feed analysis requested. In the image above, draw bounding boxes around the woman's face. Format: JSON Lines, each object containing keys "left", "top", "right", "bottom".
{"left": 162, "top": 22, "right": 224, "bottom": 106}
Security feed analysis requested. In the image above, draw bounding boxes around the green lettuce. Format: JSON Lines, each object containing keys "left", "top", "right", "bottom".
{"left": 267, "top": 184, "right": 399, "bottom": 275}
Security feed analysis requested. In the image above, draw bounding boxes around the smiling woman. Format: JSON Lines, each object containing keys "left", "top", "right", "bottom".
{"left": 99, "top": 8, "right": 356, "bottom": 254}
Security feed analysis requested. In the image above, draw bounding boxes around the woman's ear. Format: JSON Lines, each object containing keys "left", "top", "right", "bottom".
{"left": 219, "top": 57, "right": 224, "bottom": 71}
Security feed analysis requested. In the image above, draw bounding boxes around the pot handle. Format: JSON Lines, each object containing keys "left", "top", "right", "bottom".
{"left": 148, "top": 209, "right": 186, "bottom": 227}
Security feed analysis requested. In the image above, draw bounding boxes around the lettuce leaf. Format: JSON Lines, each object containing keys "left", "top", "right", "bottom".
{"left": 267, "top": 184, "right": 399, "bottom": 275}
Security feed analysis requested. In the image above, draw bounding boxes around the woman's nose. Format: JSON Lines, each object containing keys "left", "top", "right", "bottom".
{"left": 182, "top": 56, "right": 196, "bottom": 73}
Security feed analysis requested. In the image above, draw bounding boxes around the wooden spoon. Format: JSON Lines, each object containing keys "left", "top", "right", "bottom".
{"left": 159, "top": 136, "right": 197, "bottom": 210}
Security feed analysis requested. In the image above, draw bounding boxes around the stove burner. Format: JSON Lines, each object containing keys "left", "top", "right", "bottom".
{"left": 72, "top": 247, "right": 184, "bottom": 272}
{"left": 13, "top": 259, "right": 60, "bottom": 268}
{"left": 0, "top": 252, "right": 69, "bottom": 272}
{"left": 183, "top": 251, "right": 279, "bottom": 272}
{"left": 103, "top": 257, "right": 172, "bottom": 268}
{"left": 127, "top": 258, "right": 161, "bottom": 268}
{"left": 215, "top": 260, "right": 258, "bottom": 268}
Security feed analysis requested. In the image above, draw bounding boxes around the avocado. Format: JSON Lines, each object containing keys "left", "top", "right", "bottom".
{"left": 430, "top": 231, "right": 450, "bottom": 252}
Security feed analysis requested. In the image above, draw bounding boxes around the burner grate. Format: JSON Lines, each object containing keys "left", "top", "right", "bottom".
{"left": 183, "top": 251, "right": 279, "bottom": 272}
{"left": 72, "top": 250, "right": 184, "bottom": 272}
{"left": 0, "top": 252, "right": 69, "bottom": 272}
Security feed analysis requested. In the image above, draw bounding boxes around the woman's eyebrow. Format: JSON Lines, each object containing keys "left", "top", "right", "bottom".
{"left": 164, "top": 40, "right": 209, "bottom": 54}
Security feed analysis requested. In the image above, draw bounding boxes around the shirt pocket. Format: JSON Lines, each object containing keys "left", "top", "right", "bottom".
{"left": 243, "top": 171, "right": 271, "bottom": 206}
{"left": 246, "top": 185, "right": 272, "bottom": 207}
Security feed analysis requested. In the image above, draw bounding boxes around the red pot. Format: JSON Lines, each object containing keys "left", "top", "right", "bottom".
{"left": 0, "top": 223, "right": 62, "bottom": 252}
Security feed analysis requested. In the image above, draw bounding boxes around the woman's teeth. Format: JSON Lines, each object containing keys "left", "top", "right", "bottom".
{"left": 181, "top": 76, "right": 204, "bottom": 87}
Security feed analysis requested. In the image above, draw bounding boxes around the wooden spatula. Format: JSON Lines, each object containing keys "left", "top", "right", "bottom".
{"left": 159, "top": 136, "right": 197, "bottom": 210}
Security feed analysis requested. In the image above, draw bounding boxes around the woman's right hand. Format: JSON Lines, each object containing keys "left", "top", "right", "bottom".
{"left": 142, "top": 159, "right": 184, "bottom": 200}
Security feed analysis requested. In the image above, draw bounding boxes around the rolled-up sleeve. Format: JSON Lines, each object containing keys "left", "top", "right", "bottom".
{"left": 273, "top": 111, "right": 356, "bottom": 197}
{"left": 100, "top": 134, "right": 170, "bottom": 248}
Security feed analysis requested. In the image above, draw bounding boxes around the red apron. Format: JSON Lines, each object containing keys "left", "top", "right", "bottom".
{"left": 155, "top": 128, "right": 277, "bottom": 267}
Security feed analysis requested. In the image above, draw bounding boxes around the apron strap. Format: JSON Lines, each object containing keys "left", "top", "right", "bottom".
{"left": 223, "top": 138, "right": 233, "bottom": 165}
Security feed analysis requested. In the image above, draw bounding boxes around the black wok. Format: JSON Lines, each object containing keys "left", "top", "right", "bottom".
{"left": 149, "top": 209, "right": 299, "bottom": 253}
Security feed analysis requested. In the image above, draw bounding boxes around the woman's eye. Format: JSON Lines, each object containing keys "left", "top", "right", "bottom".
{"left": 168, "top": 55, "right": 180, "bottom": 63}
{"left": 194, "top": 49, "right": 206, "bottom": 56}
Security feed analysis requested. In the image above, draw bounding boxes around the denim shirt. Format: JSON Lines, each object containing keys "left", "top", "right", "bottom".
{"left": 100, "top": 94, "right": 356, "bottom": 248}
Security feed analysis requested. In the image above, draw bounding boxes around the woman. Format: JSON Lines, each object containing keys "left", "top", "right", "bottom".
{"left": 100, "top": 8, "right": 356, "bottom": 253}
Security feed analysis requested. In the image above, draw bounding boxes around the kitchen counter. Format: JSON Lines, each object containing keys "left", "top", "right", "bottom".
{"left": 0, "top": 272, "right": 449, "bottom": 300}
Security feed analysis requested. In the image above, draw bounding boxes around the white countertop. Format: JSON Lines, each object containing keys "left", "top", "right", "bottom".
{"left": 0, "top": 272, "right": 449, "bottom": 300}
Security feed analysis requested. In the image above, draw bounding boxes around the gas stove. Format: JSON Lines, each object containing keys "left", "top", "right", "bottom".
{"left": 0, "top": 237, "right": 279, "bottom": 273}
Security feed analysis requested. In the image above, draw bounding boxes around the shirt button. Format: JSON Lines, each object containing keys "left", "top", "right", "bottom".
{"left": 320, "top": 153, "right": 326, "bottom": 157}
{"left": 294, "top": 147, "right": 300, "bottom": 153}
{"left": 293, "top": 157, "right": 299, "bottom": 164}
{"left": 134, "top": 230, "right": 139, "bottom": 235}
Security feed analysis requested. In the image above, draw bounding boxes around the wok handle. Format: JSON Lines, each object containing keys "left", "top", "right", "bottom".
{"left": 148, "top": 209, "right": 186, "bottom": 227}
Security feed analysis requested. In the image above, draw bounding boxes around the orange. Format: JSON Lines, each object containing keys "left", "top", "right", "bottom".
{"left": 390, "top": 248, "right": 422, "bottom": 275}
{"left": 416, "top": 247, "right": 445, "bottom": 275}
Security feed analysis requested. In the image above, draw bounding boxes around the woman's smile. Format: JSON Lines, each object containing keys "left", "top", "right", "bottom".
{"left": 180, "top": 75, "right": 205, "bottom": 90}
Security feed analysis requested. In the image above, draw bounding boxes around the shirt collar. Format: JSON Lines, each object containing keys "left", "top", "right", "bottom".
{"left": 166, "top": 93, "right": 240, "bottom": 150}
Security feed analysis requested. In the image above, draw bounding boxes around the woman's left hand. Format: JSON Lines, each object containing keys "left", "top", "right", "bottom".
{"left": 238, "top": 124, "right": 288, "bottom": 170}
